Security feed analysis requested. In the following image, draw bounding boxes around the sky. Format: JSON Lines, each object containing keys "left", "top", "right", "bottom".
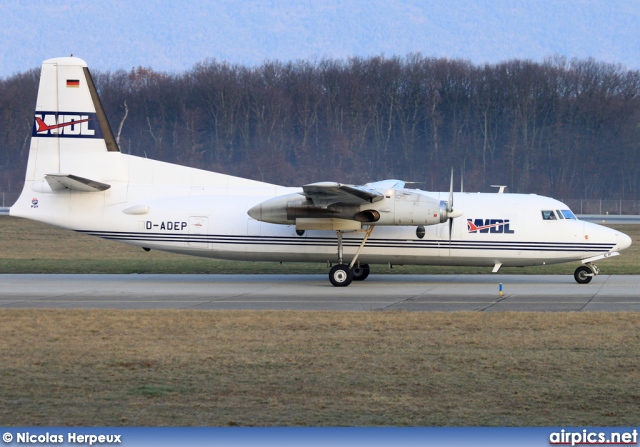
{"left": 1, "top": 0, "right": 639, "bottom": 78}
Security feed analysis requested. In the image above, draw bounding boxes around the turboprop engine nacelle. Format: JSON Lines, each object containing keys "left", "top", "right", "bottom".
{"left": 248, "top": 190, "right": 452, "bottom": 227}
{"left": 247, "top": 193, "right": 362, "bottom": 224}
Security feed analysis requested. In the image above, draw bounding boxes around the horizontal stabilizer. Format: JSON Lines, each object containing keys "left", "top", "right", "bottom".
{"left": 45, "top": 174, "right": 111, "bottom": 192}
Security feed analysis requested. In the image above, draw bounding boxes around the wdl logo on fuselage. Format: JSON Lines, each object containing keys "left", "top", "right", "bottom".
{"left": 32, "top": 112, "right": 103, "bottom": 138}
{"left": 467, "top": 219, "right": 515, "bottom": 234}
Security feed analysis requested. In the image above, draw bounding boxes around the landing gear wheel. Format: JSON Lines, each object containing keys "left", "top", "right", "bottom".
{"left": 329, "top": 264, "right": 353, "bottom": 287}
{"left": 351, "top": 264, "right": 370, "bottom": 281}
{"left": 574, "top": 266, "right": 593, "bottom": 284}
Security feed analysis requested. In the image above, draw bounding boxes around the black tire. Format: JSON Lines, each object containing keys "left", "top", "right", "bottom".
{"left": 329, "top": 264, "right": 353, "bottom": 287}
{"left": 352, "top": 264, "right": 370, "bottom": 281}
{"left": 574, "top": 266, "right": 593, "bottom": 284}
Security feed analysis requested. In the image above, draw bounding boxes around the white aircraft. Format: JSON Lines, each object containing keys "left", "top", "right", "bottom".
{"left": 9, "top": 57, "right": 632, "bottom": 286}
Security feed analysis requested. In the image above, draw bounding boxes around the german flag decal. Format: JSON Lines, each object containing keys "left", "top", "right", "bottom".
{"left": 66, "top": 79, "right": 80, "bottom": 88}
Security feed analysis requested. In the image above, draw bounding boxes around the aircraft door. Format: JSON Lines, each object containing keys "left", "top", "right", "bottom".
{"left": 188, "top": 216, "right": 210, "bottom": 249}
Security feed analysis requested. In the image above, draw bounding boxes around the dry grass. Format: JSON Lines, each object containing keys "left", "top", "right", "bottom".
{"left": 1, "top": 310, "right": 639, "bottom": 426}
{"left": 1, "top": 216, "right": 639, "bottom": 274}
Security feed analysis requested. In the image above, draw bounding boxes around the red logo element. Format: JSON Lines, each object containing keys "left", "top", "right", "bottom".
{"left": 35, "top": 117, "right": 91, "bottom": 133}
{"left": 467, "top": 219, "right": 513, "bottom": 233}
{"left": 468, "top": 221, "right": 501, "bottom": 232}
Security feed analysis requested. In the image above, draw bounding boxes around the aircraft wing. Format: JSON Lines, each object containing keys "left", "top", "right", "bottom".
{"left": 365, "top": 179, "right": 405, "bottom": 190}
{"left": 302, "top": 182, "right": 386, "bottom": 208}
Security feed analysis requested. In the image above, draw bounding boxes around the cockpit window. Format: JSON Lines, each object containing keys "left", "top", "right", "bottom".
{"left": 560, "top": 209, "right": 576, "bottom": 219}
{"left": 541, "top": 210, "right": 557, "bottom": 220}
{"left": 556, "top": 210, "right": 565, "bottom": 219}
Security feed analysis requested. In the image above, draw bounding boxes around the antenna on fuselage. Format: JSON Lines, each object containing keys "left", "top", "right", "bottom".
{"left": 490, "top": 185, "right": 507, "bottom": 193}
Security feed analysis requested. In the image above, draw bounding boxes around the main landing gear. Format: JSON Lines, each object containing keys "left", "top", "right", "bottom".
{"left": 329, "top": 226, "right": 375, "bottom": 287}
{"left": 574, "top": 264, "right": 599, "bottom": 284}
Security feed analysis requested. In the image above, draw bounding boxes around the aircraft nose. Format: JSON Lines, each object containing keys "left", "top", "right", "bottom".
{"left": 617, "top": 231, "right": 632, "bottom": 251}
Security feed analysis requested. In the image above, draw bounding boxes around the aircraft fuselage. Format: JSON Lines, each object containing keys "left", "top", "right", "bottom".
{"left": 11, "top": 153, "right": 629, "bottom": 270}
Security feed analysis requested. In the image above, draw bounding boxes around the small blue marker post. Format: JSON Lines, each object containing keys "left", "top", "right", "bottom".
{"left": 499, "top": 283, "right": 503, "bottom": 297}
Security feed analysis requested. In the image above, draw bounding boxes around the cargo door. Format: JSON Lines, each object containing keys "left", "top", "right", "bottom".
{"left": 188, "top": 216, "right": 210, "bottom": 249}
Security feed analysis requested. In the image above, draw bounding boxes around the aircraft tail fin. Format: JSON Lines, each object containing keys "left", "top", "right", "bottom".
{"left": 23, "top": 56, "right": 122, "bottom": 185}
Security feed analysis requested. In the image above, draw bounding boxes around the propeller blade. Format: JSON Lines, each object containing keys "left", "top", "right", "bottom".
{"left": 448, "top": 168, "right": 454, "bottom": 212}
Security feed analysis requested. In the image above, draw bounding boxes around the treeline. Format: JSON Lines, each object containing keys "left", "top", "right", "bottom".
{"left": 1, "top": 55, "right": 640, "bottom": 198}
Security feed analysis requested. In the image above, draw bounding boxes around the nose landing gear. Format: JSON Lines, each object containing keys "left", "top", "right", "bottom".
{"left": 574, "top": 264, "right": 599, "bottom": 284}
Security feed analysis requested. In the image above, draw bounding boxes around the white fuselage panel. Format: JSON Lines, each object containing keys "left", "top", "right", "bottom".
{"left": 11, "top": 154, "right": 627, "bottom": 268}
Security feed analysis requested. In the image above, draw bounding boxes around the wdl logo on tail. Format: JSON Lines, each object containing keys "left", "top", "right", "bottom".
{"left": 33, "top": 112, "right": 102, "bottom": 138}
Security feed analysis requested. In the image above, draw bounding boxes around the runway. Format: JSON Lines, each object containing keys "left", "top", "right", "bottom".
{"left": 1, "top": 274, "right": 639, "bottom": 311}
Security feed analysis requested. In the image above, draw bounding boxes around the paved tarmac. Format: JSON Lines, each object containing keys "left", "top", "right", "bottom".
{"left": 1, "top": 274, "right": 639, "bottom": 311}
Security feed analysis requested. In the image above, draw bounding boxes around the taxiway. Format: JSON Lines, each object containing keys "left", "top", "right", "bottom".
{"left": 0, "top": 274, "right": 639, "bottom": 311}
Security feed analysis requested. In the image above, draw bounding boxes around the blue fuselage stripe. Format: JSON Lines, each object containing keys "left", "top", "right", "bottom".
{"left": 77, "top": 230, "right": 614, "bottom": 253}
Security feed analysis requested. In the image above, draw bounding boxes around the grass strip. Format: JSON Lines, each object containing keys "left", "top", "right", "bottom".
{"left": 1, "top": 310, "right": 638, "bottom": 426}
